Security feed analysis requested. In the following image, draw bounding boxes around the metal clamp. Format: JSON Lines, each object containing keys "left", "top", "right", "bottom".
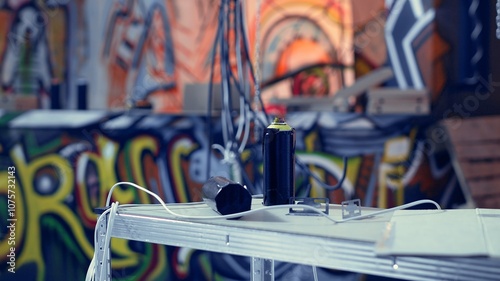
{"left": 288, "top": 197, "right": 329, "bottom": 216}
{"left": 341, "top": 199, "right": 361, "bottom": 219}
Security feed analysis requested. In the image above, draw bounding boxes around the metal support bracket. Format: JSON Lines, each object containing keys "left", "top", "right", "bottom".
{"left": 288, "top": 197, "right": 329, "bottom": 216}
{"left": 251, "top": 257, "right": 274, "bottom": 281}
{"left": 341, "top": 199, "right": 362, "bottom": 219}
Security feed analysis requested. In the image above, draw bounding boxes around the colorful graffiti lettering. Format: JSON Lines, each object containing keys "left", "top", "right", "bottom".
{"left": 0, "top": 113, "right": 464, "bottom": 280}
{"left": 0, "top": 130, "right": 188, "bottom": 279}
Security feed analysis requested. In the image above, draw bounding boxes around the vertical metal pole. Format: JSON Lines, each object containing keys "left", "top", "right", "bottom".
{"left": 95, "top": 213, "right": 110, "bottom": 280}
{"left": 251, "top": 257, "right": 274, "bottom": 281}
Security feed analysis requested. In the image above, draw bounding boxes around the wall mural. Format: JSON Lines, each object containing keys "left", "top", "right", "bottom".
{"left": 384, "top": 0, "right": 450, "bottom": 101}
{"left": 0, "top": 0, "right": 490, "bottom": 112}
{"left": 0, "top": 111, "right": 465, "bottom": 280}
{"left": 247, "top": 0, "right": 355, "bottom": 107}
{"left": 100, "top": 0, "right": 239, "bottom": 112}
{"left": 351, "top": 0, "right": 387, "bottom": 77}
{"left": 101, "top": 0, "right": 176, "bottom": 110}
{"left": 0, "top": 0, "right": 88, "bottom": 110}
{"left": 0, "top": 0, "right": 489, "bottom": 280}
{"left": 384, "top": 0, "right": 490, "bottom": 101}
{"left": 0, "top": 1, "right": 58, "bottom": 109}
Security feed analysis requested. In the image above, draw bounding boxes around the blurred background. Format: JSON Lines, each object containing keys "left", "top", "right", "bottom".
{"left": 0, "top": 0, "right": 499, "bottom": 280}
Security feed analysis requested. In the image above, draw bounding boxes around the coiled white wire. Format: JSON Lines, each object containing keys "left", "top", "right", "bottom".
{"left": 85, "top": 202, "right": 119, "bottom": 281}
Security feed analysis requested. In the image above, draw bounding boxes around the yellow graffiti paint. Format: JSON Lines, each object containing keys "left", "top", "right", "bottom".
{"left": 170, "top": 137, "right": 198, "bottom": 202}
{"left": 309, "top": 165, "right": 326, "bottom": 198}
{"left": 95, "top": 135, "right": 136, "bottom": 205}
{"left": 0, "top": 135, "right": 168, "bottom": 280}
{"left": 75, "top": 135, "right": 153, "bottom": 268}
{"left": 129, "top": 135, "right": 159, "bottom": 203}
{"left": 381, "top": 131, "right": 418, "bottom": 207}
{"left": 76, "top": 136, "right": 119, "bottom": 224}
{"left": 304, "top": 130, "right": 318, "bottom": 151}
{"left": 0, "top": 169, "right": 26, "bottom": 266}
{"left": 378, "top": 164, "right": 389, "bottom": 209}
{"left": 111, "top": 238, "right": 146, "bottom": 268}
{"left": 148, "top": 245, "right": 168, "bottom": 280}
{"left": 7, "top": 144, "right": 92, "bottom": 281}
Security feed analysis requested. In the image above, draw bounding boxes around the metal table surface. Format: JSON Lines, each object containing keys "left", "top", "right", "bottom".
{"left": 95, "top": 199, "right": 500, "bottom": 281}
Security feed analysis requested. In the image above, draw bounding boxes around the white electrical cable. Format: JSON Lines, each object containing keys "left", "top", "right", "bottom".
{"left": 85, "top": 207, "right": 112, "bottom": 281}
{"left": 100, "top": 202, "right": 118, "bottom": 281}
{"left": 238, "top": 104, "right": 251, "bottom": 153}
{"left": 235, "top": 96, "right": 246, "bottom": 140}
{"left": 312, "top": 265, "right": 319, "bottom": 281}
{"left": 105, "top": 182, "right": 441, "bottom": 222}
{"left": 234, "top": 0, "right": 252, "bottom": 154}
{"left": 90, "top": 181, "right": 442, "bottom": 280}
{"left": 253, "top": 0, "right": 262, "bottom": 106}
{"left": 211, "top": 143, "right": 232, "bottom": 162}
{"left": 85, "top": 202, "right": 119, "bottom": 281}
{"left": 218, "top": 1, "right": 230, "bottom": 147}
{"left": 234, "top": 0, "right": 246, "bottom": 144}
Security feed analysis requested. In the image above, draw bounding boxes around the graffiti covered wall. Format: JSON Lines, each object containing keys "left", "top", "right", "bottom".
{"left": 246, "top": 0, "right": 355, "bottom": 104}
{"left": 0, "top": 0, "right": 490, "bottom": 112}
{"left": 0, "top": 0, "right": 491, "bottom": 280}
{"left": 0, "top": 0, "right": 88, "bottom": 110}
{"left": 0, "top": 111, "right": 466, "bottom": 280}
{"left": 99, "top": 0, "right": 490, "bottom": 112}
{"left": 0, "top": 113, "right": 224, "bottom": 280}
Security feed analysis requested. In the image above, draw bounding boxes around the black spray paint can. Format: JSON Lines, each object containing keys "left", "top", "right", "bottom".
{"left": 263, "top": 117, "right": 295, "bottom": 205}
